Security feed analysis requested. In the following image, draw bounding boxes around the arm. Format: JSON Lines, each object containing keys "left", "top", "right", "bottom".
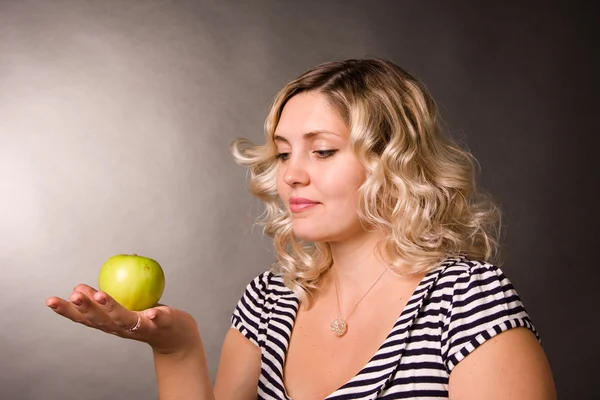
{"left": 213, "top": 328, "right": 262, "bottom": 399}
{"left": 155, "top": 328, "right": 261, "bottom": 400}
{"left": 154, "top": 328, "right": 261, "bottom": 400}
{"left": 212, "top": 271, "right": 269, "bottom": 398}
{"left": 153, "top": 339, "right": 215, "bottom": 400}
{"left": 448, "top": 327, "right": 556, "bottom": 399}
{"left": 47, "top": 284, "right": 260, "bottom": 400}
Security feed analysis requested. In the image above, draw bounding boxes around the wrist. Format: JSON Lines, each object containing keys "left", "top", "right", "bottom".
{"left": 152, "top": 336, "right": 214, "bottom": 399}
{"left": 151, "top": 333, "right": 204, "bottom": 358}
{"left": 150, "top": 311, "right": 203, "bottom": 356}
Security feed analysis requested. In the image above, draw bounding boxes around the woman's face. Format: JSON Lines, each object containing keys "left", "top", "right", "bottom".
{"left": 275, "top": 91, "right": 366, "bottom": 243}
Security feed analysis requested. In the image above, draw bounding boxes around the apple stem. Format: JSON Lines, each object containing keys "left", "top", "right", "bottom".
{"left": 133, "top": 253, "right": 137, "bottom": 256}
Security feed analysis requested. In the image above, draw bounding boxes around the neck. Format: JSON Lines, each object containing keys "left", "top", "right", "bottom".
{"left": 327, "top": 227, "right": 390, "bottom": 290}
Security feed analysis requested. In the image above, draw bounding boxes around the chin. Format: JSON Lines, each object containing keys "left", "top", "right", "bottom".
{"left": 292, "top": 220, "right": 369, "bottom": 244}
{"left": 291, "top": 225, "right": 330, "bottom": 243}
{"left": 291, "top": 224, "right": 343, "bottom": 243}
{"left": 292, "top": 231, "right": 328, "bottom": 243}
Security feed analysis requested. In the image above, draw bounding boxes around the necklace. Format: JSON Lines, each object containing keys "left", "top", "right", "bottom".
{"left": 330, "top": 266, "right": 388, "bottom": 337}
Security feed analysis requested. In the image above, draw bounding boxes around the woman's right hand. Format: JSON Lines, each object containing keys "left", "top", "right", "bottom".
{"left": 46, "top": 284, "right": 201, "bottom": 356}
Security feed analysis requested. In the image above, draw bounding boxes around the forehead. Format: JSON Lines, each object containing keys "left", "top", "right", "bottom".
{"left": 274, "top": 92, "right": 348, "bottom": 140}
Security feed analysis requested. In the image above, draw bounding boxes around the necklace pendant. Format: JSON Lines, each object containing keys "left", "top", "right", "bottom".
{"left": 330, "top": 318, "right": 348, "bottom": 337}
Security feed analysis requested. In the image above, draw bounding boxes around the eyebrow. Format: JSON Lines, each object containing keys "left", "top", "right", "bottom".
{"left": 273, "top": 130, "right": 340, "bottom": 143}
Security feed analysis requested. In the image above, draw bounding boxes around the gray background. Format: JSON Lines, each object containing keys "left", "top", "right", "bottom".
{"left": 1, "top": 1, "right": 597, "bottom": 399}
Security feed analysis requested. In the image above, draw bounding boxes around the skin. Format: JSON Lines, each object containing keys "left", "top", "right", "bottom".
{"left": 273, "top": 93, "right": 367, "bottom": 245}
{"left": 273, "top": 93, "right": 424, "bottom": 398}
{"left": 46, "top": 91, "right": 556, "bottom": 399}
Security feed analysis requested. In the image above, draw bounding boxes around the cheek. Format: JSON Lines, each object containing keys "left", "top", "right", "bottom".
{"left": 320, "top": 181, "right": 363, "bottom": 218}
{"left": 275, "top": 176, "right": 284, "bottom": 198}
{"left": 275, "top": 168, "right": 285, "bottom": 194}
{"left": 320, "top": 165, "right": 364, "bottom": 197}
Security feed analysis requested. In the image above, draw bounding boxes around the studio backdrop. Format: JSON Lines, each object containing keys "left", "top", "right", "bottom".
{"left": 0, "top": 1, "right": 596, "bottom": 399}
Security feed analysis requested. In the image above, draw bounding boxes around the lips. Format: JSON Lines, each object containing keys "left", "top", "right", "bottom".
{"left": 289, "top": 197, "right": 320, "bottom": 213}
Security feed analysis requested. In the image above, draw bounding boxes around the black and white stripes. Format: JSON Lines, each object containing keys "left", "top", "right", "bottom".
{"left": 231, "top": 257, "right": 539, "bottom": 399}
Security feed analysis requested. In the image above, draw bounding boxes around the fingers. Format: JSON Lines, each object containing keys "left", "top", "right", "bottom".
{"left": 73, "top": 284, "right": 98, "bottom": 299}
{"left": 143, "top": 306, "right": 172, "bottom": 329}
{"left": 90, "top": 290, "right": 140, "bottom": 332}
{"left": 48, "top": 290, "right": 199, "bottom": 356}
{"left": 46, "top": 287, "right": 177, "bottom": 343}
{"left": 45, "top": 284, "right": 98, "bottom": 315}
{"left": 69, "top": 290, "right": 120, "bottom": 333}
{"left": 46, "top": 285, "right": 125, "bottom": 335}
{"left": 46, "top": 296, "right": 96, "bottom": 328}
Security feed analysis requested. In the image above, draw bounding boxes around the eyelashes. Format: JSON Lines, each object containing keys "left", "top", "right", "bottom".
{"left": 276, "top": 150, "right": 338, "bottom": 162}
{"left": 314, "top": 150, "right": 338, "bottom": 159}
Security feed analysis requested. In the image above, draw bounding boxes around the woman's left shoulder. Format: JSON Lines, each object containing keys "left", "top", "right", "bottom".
{"left": 436, "top": 258, "right": 557, "bottom": 399}
{"left": 430, "top": 256, "right": 541, "bottom": 372}
{"left": 433, "top": 256, "right": 519, "bottom": 295}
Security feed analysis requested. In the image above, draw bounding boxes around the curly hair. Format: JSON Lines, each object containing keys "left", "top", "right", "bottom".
{"left": 231, "top": 58, "right": 502, "bottom": 305}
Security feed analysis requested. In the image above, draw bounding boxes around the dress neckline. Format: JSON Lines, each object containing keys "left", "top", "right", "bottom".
{"left": 271, "top": 258, "right": 458, "bottom": 399}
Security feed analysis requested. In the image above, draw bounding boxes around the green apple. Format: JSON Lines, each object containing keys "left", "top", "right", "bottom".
{"left": 98, "top": 253, "right": 165, "bottom": 311}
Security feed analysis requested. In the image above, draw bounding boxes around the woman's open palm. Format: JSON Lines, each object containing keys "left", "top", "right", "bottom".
{"left": 46, "top": 284, "right": 200, "bottom": 355}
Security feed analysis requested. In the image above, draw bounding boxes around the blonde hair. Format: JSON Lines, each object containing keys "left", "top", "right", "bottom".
{"left": 231, "top": 58, "right": 502, "bottom": 305}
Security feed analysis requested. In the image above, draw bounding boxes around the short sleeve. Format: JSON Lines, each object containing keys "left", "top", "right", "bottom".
{"left": 441, "top": 263, "right": 539, "bottom": 372}
{"left": 230, "top": 271, "right": 270, "bottom": 348}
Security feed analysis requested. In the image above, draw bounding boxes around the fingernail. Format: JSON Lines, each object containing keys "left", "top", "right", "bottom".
{"left": 95, "top": 296, "right": 106, "bottom": 305}
{"left": 73, "top": 299, "right": 82, "bottom": 307}
{"left": 147, "top": 312, "right": 156, "bottom": 320}
{"left": 47, "top": 304, "right": 57, "bottom": 310}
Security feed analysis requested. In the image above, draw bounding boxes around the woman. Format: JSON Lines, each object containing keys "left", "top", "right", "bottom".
{"left": 46, "top": 58, "right": 556, "bottom": 399}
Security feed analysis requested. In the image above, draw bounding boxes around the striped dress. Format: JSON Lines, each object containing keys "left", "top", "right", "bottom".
{"left": 231, "top": 256, "right": 539, "bottom": 399}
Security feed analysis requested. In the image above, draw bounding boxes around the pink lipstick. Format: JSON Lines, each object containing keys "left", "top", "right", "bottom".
{"left": 289, "top": 197, "right": 320, "bottom": 213}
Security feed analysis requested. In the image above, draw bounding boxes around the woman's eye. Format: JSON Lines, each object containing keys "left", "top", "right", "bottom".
{"left": 276, "top": 153, "right": 290, "bottom": 161}
{"left": 276, "top": 150, "right": 337, "bottom": 162}
{"left": 314, "top": 150, "right": 338, "bottom": 158}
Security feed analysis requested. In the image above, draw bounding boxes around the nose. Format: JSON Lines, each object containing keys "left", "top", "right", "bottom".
{"left": 282, "top": 156, "right": 310, "bottom": 187}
